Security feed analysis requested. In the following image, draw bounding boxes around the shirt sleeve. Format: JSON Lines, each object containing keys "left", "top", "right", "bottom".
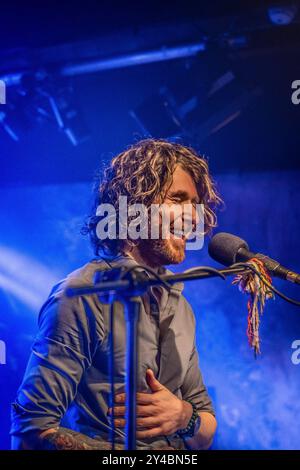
{"left": 10, "top": 292, "right": 102, "bottom": 436}
{"left": 180, "top": 335, "right": 215, "bottom": 417}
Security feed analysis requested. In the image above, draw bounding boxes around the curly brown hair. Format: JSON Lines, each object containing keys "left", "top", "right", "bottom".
{"left": 83, "top": 139, "right": 222, "bottom": 256}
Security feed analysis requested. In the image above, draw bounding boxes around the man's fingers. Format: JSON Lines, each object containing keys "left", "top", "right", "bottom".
{"left": 108, "top": 405, "right": 157, "bottom": 417}
{"left": 114, "top": 393, "right": 126, "bottom": 403}
{"left": 136, "top": 417, "right": 161, "bottom": 429}
{"left": 137, "top": 405, "right": 157, "bottom": 417}
{"left": 114, "top": 392, "right": 155, "bottom": 405}
{"left": 107, "top": 406, "right": 126, "bottom": 416}
{"left": 113, "top": 417, "right": 161, "bottom": 430}
{"left": 146, "top": 369, "right": 165, "bottom": 393}
{"left": 113, "top": 418, "right": 126, "bottom": 428}
{"left": 136, "top": 393, "right": 156, "bottom": 405}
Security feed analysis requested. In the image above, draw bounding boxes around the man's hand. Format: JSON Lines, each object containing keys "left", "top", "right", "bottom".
{"left": 107, "top": 369, "right": 193, "bottom": 439}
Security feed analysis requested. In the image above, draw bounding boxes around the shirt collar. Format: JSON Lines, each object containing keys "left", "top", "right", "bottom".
{"left": 95, "top": 252, "right": 184, "bottom": 294}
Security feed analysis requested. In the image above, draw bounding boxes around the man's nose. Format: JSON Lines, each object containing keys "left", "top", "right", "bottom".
{"left": 182, "top": 204, "right": 199, "bottom": 232}
{"left": 192, "top": 205, "right": 201, "bottom": 227}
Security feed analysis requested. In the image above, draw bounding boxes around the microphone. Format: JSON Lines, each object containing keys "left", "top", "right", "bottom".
{"left": 208, "top": 232, "right": 300, "bottom": 285}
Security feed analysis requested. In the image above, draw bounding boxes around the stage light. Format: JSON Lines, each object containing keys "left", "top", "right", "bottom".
{"left": 61, "top": 43, "right": 206, "bottom": 76}
{"left": 0, "top": 110, "right": 19, "bottom": 141}
{"left": 0, "top": 71, "right": 90, "bottom": 146}
{"left": 0, "top": 246, "right": 58, "bottom": 311}
{"left": 268, "top": 5, "right": 298, "bottom": 25}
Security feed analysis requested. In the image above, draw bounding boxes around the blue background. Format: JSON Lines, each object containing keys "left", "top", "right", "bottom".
{"left": 0, "top": 170, "right": 299, "bottom": 449}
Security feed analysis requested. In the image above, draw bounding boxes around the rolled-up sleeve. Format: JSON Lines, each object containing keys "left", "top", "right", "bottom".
{"left": 180, "top": 336, "right": 215, "bottom": 417}
{"left": 10, "top": 292, "right": 100, "bottom": 436}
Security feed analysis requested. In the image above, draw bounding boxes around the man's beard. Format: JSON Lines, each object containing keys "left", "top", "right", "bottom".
{"left": 139, "top": 237, "right": 186, "bottom": 267}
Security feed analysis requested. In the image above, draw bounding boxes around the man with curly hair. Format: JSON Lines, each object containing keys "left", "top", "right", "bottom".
{"left": 11, "top": 139, "right": 220, "bottom": 450}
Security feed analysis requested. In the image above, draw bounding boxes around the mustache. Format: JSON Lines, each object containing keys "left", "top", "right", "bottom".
{"left": 168, "top": 220, "right": 196, "bottom": 238}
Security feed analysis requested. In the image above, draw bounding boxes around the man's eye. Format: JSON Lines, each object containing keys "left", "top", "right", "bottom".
{"left": 171, "top": 197, "right": 183, "bottom": 204}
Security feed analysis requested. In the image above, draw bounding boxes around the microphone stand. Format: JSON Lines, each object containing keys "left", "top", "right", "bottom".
{"left": 66, "top": 264, "right": 250, "bottom": 450}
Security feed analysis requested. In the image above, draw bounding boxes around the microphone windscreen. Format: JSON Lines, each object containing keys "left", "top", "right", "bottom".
{"left": 208, "top": 232, "right": 249, "bottom": 266}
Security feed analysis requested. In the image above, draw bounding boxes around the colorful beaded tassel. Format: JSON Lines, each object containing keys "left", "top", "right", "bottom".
{"left": 232, "top": 258, "right": 275, "bottom": 356}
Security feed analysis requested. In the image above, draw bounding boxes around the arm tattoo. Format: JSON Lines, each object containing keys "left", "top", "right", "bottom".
{"left": 40, "top": 427, "right": 115, "bottom": 450}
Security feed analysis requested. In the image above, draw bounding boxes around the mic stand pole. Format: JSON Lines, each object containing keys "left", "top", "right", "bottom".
{"left": 124, "top": 296, "right": 140, "bottom": 451}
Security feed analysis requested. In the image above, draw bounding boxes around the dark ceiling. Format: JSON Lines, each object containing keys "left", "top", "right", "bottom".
{"left": 1, "top": 0, "right": 300, "bottom": 186}
{"left": 0, "top": 1, "right": 278, "bottom": 49}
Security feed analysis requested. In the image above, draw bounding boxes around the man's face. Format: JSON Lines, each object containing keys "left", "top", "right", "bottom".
{"left": 139, "top": 165, "right": 200, "bottom": 266}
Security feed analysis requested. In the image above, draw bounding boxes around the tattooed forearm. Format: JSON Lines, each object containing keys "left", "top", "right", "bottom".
{"left": 40, "top": 427, "right": 113, "bottom": 450}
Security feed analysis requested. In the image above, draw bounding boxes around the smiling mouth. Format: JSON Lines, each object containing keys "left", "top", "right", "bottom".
{"left": 169, "top": 223, "right": 194, "bottom": 241}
